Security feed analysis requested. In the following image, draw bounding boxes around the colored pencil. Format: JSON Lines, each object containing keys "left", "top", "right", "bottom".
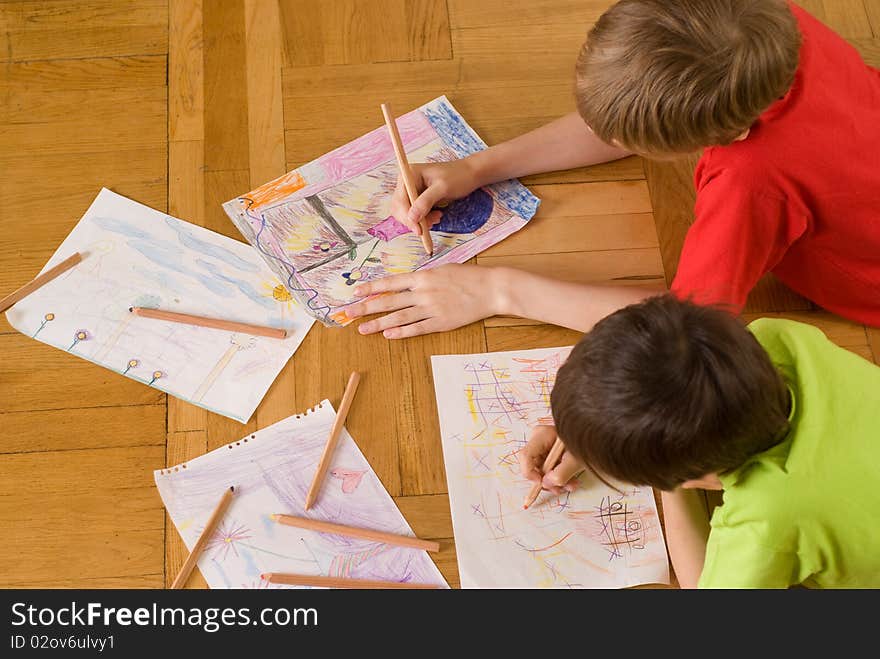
{"left": 523, "top": 437, "right": 567, "bottom": 509}
{"left": 271, "top": 513, "right": 440, "bottom": 552}
{"left": 380, "top": 102, "right": 434, "bottom": 256}
{"left": 304, "top": 372, "right": 361, "bottom": 510}
{"left": 0, "top": 252, "right": 83, "bottom": 313}
{"left": 261, "top": 573, "right": 439, "bottom": 589}
{"left": 171, "top": 486, "right": 235, "bottom": 589}
{"left": 130, "top": 306, "right": 287, "bottom": 339}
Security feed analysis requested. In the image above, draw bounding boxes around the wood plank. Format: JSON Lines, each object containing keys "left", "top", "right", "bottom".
{"left": 431, "top": 538, "right": 460, "bottom": 589}
{"left": 0, "top": 333, "right": 164, "bottom": 413}
{"left": 2, "top": 0, "right": 167, "bottom": 62}
{"left": 868, "top": 327, "right": 880, "bottom": 364}
{"left": 448, "top": 0, "right": 608, "bottom": 29}
{"left": 390, "top": 323, "right": 486, "bottom": 496}
{"left": 279, "top": 0, "right": 451, "bottom": 66}
{"left": 742, "top": 274, "right": 812, "bottom": 314}
{"left": 164, "top": 430, "right": 209, "bottom": 588}
{"left": 203, "top": 0, "right": 249, "bottom": 171}
{"left": 846, "top": 344, "right": 874, "bottom": 361}
{"left": 293, "top": 324, "right": 402, "bottom": 497}
{"left": 0, "top": 445, "right": 165, "bottom": 586}
{"left": 169, "top": 0, "right": 204, "bottom": 141}
{"left": 6, "top": 574, "right": 164, "bottom": 589}
{"left": 865, "top": 0, "right": 880, "bottom": 36}
{"left": 393, "top": 494, "right": 454, "bottom": 538}
{"left": 0, "top": 55, "right": 165, "bottom": 91}
{"left": 485, "top": 325, "right": 583, "bottom": 352}
{"left": 204, "top": 170, "right": 251, "bottom": 241}
{"left": 820, "top": 0, "right": 872, "bottom": 38}
{"left": 244, "top": 0, "right": 287, "bottom": 189}
{"left": 520, "top": 157, "right": 647, "bottom": 185}
{"left": 477, "top": 248, "right": 666, "bottom": 284}
{"left": 0, "top": 405, "right": 165, "bottom": 454}
{"left": 642, "top": 156, "right": 698, "bottom": 285}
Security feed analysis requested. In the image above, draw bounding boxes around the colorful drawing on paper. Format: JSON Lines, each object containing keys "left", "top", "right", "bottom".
{"left": 155, "top": 401, "right": 447, "bottom": 589}
{"left": 4, "top": 188, "right": 315, "bottom": 423}
{"left": 223, "top": 95, "right": 541, "bottom": 326}
{"left": 431, "top": 347, "right": 670, "bottom": 589}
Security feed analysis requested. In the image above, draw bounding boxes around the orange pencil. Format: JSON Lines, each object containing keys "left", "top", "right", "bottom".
{"left": 171, "top": 486, "right": 235, "bottom": 589}
{"left": 261, "top": 573, "right": 439, "bottom": 589}
{"left": 523, "top": 437, "right": 566, "bottom": 509}
{"left": 380, "top": 103, "right": 434, "bottom": 257}
{"left": 0, "top": 252, "right": 83, "bottom": 313}
{"left": 271, "top": 513, "right": 440, "bottom": 552}
{"left": 304, "top": 372, "right": 361, "bottom": 510}
{"left": 130, "top": 306, "right": 287, "bottom": 339}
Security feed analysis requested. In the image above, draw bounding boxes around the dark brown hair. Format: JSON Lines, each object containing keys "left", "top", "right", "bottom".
{"left": 551, "top": 295, "right": 790, "bottom": 491}
{"left": 575, "top": 0, "right": 801, "bottom": 154}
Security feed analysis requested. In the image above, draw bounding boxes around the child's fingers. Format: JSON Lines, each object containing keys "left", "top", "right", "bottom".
{"left": 353, "top": 273, "right": 416, "bottom": 299}
{"left": 424, "top": 209, "right": 443, "bottom": 228}
{"left": 390, "top": 177, "right": 417, "bottom": 234}
{"left": 518, "top": 425, "right": 559, "bottom": 481}
{"left": 542, "top": 452, "right": 585, "bottom": 490}
{"left": 407, "top": 183, "right": 447, "bottom": 228}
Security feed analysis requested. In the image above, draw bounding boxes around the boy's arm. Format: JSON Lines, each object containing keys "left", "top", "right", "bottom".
{"left": 348, "top": 264, "right": 664, "bottom": 337}
{"left": 468, "top": 112, "right": 632, "bottom": 185}
{"left": 660, "top": 489, "right": 712, "bottom": 589}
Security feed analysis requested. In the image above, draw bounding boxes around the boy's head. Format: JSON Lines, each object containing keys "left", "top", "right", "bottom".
{"left": 576, "top": 0, "right": 801, "bottom": 155}
{"left": 550, "top": 295, "right": 790, "bottom": 491}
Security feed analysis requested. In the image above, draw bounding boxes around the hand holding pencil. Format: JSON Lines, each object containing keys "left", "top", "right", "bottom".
{"left": 518, "top": 425, "right": 585, "bottom": 509}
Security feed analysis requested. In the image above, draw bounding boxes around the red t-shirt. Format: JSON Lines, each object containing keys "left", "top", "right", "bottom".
{"left": 671, "top": 3, "right": 880, "bottom": 326}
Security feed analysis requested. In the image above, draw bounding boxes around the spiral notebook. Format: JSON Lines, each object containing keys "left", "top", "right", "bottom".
{"left": 155, "top": 400, "right": 447, "bottom": 589}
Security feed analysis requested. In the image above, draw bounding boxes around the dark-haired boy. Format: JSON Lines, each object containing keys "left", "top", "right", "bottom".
{"left": 522, "top": 295, "right": 880, "bottom": 588}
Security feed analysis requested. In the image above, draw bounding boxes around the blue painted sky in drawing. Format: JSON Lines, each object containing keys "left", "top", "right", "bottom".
{"left": 91, "top": 215, "right": 153, "bottom": 240}
{"left": 128, "top": 240, "right": 234, "bottom": 297}
{"left": 423, "top": 97, "right": 540, "bottom": 220}
{"left": 165, "top": 217, "right": 261, "bottom": 273}
{"left": 196, "top": 259, "right": 274, "bottom": 310}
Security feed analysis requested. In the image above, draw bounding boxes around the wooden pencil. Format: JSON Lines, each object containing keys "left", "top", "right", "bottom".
{"left": 523, "top": 437, "right": 567, "bottom": 510}
{"left": 130, "top": 306, "right": 287, "bottom": 339}
{"left": 171, "top": 486, "right": 235, "bottom": 589}
{"left": 380, "top": 102, "right": 434, "bottom": 257}
{"left": 271, "top": 513, "right": 440, "bottom": 552}
{"left": 304, "top": 372, "right": 361, "bottom": 510}
{"left": 0, "top": 252, "right": 83, "bottom": 314}
{"left": 261, "top": 572, "right": 439, "bottom": 589}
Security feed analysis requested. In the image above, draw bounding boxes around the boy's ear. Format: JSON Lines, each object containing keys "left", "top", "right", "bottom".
{"left": 734, "top": 128, "right": 751, "bottom": 141}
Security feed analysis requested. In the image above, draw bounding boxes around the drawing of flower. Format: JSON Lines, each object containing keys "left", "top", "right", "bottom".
{"left": 122, "top": 359, "right": 139, "bottom": 376}
{"left": 312, "top": 240, "right": 338, "bottom": 252}
{"left": 149, "top": 370, "right": 164, "bottom": 385}
{"left": 68, "top": 329, "right": 90, "bottom": 351}
{"left": 33, "top": 313, "right": 55, "bottom": 338}
{"left": 207, "top": 522, "right": 252, "bottom": 561}
{"left": 341, "top": 268, "right": 363, "bottom": 285}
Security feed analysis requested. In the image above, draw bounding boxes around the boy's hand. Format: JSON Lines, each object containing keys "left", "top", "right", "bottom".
{"left": 391, "top": 158, "right": 482, "bottom": 235}
{"left": 347, "top": 264, "right": 503, "bottom": 339}
{"left": 518, "top": 425, "right": 585, "bottom": 495}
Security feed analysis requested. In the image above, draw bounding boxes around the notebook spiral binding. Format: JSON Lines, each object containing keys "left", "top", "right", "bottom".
{"left": 156, "top": 400, "right": 327, "bottom": 476}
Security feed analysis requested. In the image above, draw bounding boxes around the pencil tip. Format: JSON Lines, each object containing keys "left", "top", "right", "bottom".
{"left": 229, "top": 485, "right": 235, "bottom": 492}
{"left": 128, "top": 307, "right": 133, "bottom": 312}
{"left": 269, "top": 513, "right": 278, "bottom": 521}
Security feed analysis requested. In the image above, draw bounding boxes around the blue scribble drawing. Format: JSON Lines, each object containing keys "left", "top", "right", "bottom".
{"left": 196, "top": 259, "right": 275, "bottom": 310}
{"left": 129, "top": 240, "right": 235, "bottom": 297}
{"left": 166, "top": 217, "right": 261, "bottom": 273}
{"left": 91, "top": 216, "right": 152, "bottom": 240}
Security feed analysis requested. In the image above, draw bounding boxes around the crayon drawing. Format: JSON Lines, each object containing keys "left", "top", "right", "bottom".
{"left": 155, "top": 401, "right": 447, "bottom": 589}
{"left": 4, "top": 188, "right": 315, "bottom": 423}
{"left": 223, "top": 96, "right": 540, "bottom": 326}
{"left": 431, "top": 347, "right": 670, "bottom": 589}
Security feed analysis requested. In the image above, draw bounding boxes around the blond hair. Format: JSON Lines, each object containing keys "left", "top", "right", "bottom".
{"left": 576, "top": 0, "right": 801, "bottom": 154}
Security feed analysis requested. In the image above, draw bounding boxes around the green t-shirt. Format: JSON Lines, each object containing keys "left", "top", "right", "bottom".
{"left": 698, "top": 318, "right": 880, "bottom": 588}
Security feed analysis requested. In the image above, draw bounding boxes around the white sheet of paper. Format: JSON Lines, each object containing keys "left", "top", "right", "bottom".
{"left": 156, "top": 401, "right": 447, "bottom": 589}
{"left": 431, "top": 346, "right": 670, "bottom": 589}
{"left": 4, "top": 188, "right": 314, "bottom": 422}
